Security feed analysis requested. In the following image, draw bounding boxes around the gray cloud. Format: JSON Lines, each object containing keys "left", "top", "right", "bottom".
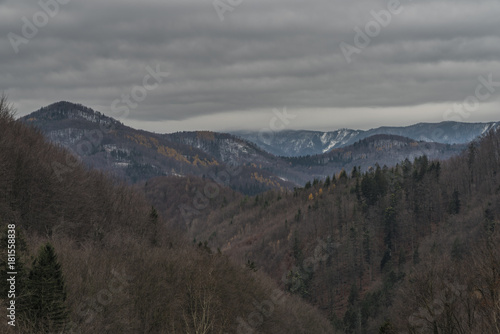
{"left": 1, "top": 0, "right": 499, "bottom": 131}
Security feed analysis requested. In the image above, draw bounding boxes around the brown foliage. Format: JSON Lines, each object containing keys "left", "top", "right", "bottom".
{"left": 0, "top": 100, "right": 333, "bottom": 333}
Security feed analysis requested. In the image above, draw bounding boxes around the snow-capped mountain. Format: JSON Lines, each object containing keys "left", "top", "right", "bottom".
{"left": 231, "top": 129, "right": 362, "bottom": 157}
{"left": 20, "top": 101, "right": 475, "bottom": 188}
{"left": 232, "top": 121, "right": 500, "bottom": 157}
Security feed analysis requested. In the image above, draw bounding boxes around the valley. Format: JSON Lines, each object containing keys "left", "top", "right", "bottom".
{"left": 3, "top": 99, "right": 499, "bottom": 333}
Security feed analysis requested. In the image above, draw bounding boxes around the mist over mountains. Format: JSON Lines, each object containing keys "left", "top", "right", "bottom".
{"left": 233, "top": 121, "right": 500, "bottom": 157}
{"left": 20, "top": 101, "right": 476, "bottom": 189}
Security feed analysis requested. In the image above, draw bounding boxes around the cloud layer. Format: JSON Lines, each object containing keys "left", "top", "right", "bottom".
{"left": 2, "top": 0, "right": 500, "bottom": 132}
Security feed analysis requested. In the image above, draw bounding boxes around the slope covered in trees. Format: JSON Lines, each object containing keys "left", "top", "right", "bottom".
{"left": 20, "top": 102, "right": 295, "bottom": 194}
{"left": 0, "top": 97, "right": 334, "bottom": 333}
{"left": 185, "top": 125, "right": 500, "bottom": 333}
{"left": 6, "top": 95, "right": 500, "bottom": 332}
{"left": 22, "top": 101, "right": 467, "bottom": 190}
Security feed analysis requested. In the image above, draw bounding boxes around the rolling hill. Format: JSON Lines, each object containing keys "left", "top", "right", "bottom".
{"left": 21, "top": 102, "right": 468, "bottom": 189}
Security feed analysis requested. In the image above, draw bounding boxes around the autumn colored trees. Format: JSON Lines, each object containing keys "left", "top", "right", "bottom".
{"left": 0, "top": 96, "right": 334, "bottom": 333}
{"left": 2, "top": 94, "right": 500, "bottom": 332}
{"left": 175, "top": 125, "right": 500, "bottom": 332}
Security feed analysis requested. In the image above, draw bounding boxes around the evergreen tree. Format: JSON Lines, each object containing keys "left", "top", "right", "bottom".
{"left": 149, "top": 206, "right": 159, "bottom": 246}
{"left": 448, "top": 190, "right": 461, "bottom": 214}
{"left": 351, "top": 166, "right": 359, "bottom": 179}
{"left": 374, "top": 164, "right": 388, "bottom": 196}
{"left": 379, "top": 321, "right": 396, "bottom": 333}
{"left": 27, "top": 243, "right": 68, "bottom": 332}
{"left": 383, "top": 206, "right": 397, "bottom": 251}
{"left": 149, "top": 206, "right": 159, "bottom": 222}
{"left": 324, "top": 175, "right": 331, "bottom": 188}
{"left": 292, "top": 232, "right": 303, "bottom": 264}
{"left": 355, "top": 178, "right": 361, "bottom": 202}
{"left": 361, "top": 174, "right": 377, "bottom": 205}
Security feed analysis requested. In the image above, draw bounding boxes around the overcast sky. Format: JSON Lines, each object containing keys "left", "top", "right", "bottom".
{"left": 2, "top": 0, "right": 500, "bottom": 133}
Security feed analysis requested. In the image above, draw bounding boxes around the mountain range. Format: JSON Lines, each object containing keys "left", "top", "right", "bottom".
{"left": 233, "top": 121, "right": 500, "bottom": 157}
{"left": 20, "top": 102, "right": 489, "bottom": 190}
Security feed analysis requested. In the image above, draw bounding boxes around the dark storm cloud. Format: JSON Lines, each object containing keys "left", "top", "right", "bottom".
{"left": 1, "top": 0, "right": 499, "bottom": 131}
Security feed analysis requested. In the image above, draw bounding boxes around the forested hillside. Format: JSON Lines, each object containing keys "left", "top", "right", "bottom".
{"left": 21, "top": 102, "right": 293, "bottom": 195}
{"left": 4, "top": 94, "right": 500, "bottom": 333}
{"left": 0, "top": 97, "right": 334, "bottom": 333}
{"left": 184, "top": 125, "right": 500, "bottom": 333}
{"left": 22, "top": 102, "right": 467, "bottom": 189}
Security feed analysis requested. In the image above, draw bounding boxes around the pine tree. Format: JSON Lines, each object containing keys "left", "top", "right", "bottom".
{"left": 149, "top": 206, "right": 159, "bottom": 222}
{"left": 355, "top": 178, "right": 361, "bottom": 201}
{"left": 448, "top": 190, "right": 461, "bottom": 215}
{"left": 338, "top": 169, "right": 348, "bottom": 181}
{"left": 292, "top": 232, "right": 303, "bottom": 264}
{"left": 324, "top": 176, "right": 331, "bottom": 188}
{"left": 351, "top": 166, "right": 359, "bottom": 179}
{"left": 26, "top": 243, "right": 68, "bottom": 332}
{"left": 331, "top": 173, "right": 337, "bottom": 185}
{"left": 149, "top": 206, "right": 159, "bottom": 246}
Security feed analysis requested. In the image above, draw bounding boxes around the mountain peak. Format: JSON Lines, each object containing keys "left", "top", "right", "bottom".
{"left": 21, "top": 101, "right": 119, "bottom": 128}
{"left": 44, "top": 101, "right": 96, "bottom": 115}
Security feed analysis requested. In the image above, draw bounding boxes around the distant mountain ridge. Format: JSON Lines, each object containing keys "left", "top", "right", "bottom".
{"left": 20, "top": 101, "right": 470, "bottom": 189}
{"left": 232, "top": 121, "right": 500, "bottom": 157}
{"left": 21, "top": 101, "right": 294, "bottom": 194}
